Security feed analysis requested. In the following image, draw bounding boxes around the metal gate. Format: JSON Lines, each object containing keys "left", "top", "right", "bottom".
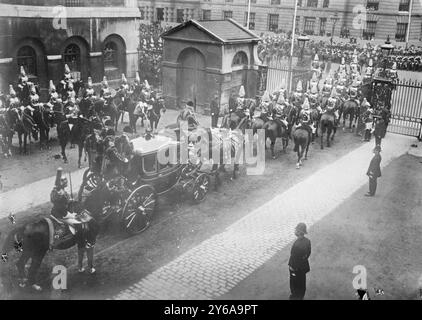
{"left": 388, "top": 79, "right": 422, "bottom": 140}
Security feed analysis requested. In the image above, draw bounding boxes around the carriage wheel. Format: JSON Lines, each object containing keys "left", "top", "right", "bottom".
{"left": 192, "top": 173, "right": 210, "bottom": 204}
{"left": 77, "top": 171, "right": 101, "bottom": 202}
{"left": 121, "top": 185, "right": 157, "bottom": 235}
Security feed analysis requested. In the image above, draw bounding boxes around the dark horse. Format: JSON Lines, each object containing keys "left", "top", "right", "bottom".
{"left": 0, "top": 184, "right": 108, "bottom": 291}
{"left": 292, "top": 124, "right": 311, "bottom": 169}
{"left": 319, "top": 109, "right": 337, "bottom": 149}
{"left": 52, "top": 101, "right": 71, "bottom": 163}
{"left": 71, "top": 116, "right": 104, "bottom": 168}
{"left": 33, "top": 104, "right": 54, "bottom": 150}
{"left": 10, "top": 107, "right": 39, "bottom": 155}
{"left": 340, "top": 99, "right": 359, "bottom": 132}
{"left": 263, "top": 119, "right": 289, "bottom": 159}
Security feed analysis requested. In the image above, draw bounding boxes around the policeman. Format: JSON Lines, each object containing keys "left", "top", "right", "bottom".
{"left": 50, "top": 168, "right": 71, "bottom": 220}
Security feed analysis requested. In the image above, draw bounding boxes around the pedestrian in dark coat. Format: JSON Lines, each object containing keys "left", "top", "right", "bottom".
{"left": 210, "top": 93, "right": 220, "bottom": 128}
{"left": 366, "top": 145, "right": 382, "bottom": 197}
{"left": 373, "top": 117, "right": 386, "bottom": 147}
{"left": 288, "top": 223, "right": 311, "bottom": 300}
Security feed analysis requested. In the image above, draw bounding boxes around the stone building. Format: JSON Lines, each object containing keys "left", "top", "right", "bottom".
{"left": 0, "top": 0, "right": 140, "bottom": 95}
{"left": 138, "top": 0, "right": 422, "bottom": 44}
{"left": 161, "top": 19, "right": 261, "bottom": 113}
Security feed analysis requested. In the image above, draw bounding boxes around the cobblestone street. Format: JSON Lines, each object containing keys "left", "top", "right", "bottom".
{"left": 112, "top": 134, "right": 413, "bottom": 300}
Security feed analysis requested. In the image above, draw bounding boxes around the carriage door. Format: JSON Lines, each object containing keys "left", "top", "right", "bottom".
{"left": 177, "top": 48, "right": 206, "bottom": 109}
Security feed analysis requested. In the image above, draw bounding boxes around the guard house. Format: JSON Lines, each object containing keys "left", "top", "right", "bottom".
{"left": 160, "top": 19, "right": 261, "bottom": 114}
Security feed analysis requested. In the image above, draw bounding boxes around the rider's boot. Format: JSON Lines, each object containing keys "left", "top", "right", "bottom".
{"left": 78, "top": 247, "right": 85, "bottom": 273}
{"left": 87, "top": 246, "right": 95, "bottom": 274}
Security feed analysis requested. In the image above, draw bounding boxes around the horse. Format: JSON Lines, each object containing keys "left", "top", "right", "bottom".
{"left": 10, "top": 107, "right": 39, "bottom": 155}
{"left": 71, "top": 116, "right": 104, "bottom": 168}
{"left": 0, "top": 183, "right": 107, "bottom": 292}
{"left": 188, "top": 127, "right": 243, "bottom": 188}
{"left": 32, "top": 104, "right": 53, "bottom": 150}
{"left": 93, "top": 97, "right": 120, "bottom": 132}
{"left": 340, "top": 99, "right": 359, "bottom": 132}
{"left": 263, "top": 119, "right": 289, "bottom": 159}
{"left": 51, "top": 102, "right": 71, "bottom": 163}
{"left": 145, "top": 99, "right": 166, "bottom": 132}
{"left": 319, "top": 109, "right": 337, "bottom": 149}
{"left": 292, "top": 125, "right": 311, "bottom": 169}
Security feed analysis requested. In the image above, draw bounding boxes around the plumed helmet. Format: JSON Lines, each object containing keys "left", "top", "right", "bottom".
{"left": 9, "top": 84, "right": 16, "bottom": 97}
{"left": 277, "top": 93, "right": 286, "bottom": 105}
{"left": 261, "top": 90, "right": 270, "bottom": 103}
{"left": 144, "top": 80, "right": 150, "bottom": 90}
{"left": 392, "top": 62, "right": 397, "bottom": 70}
{"left": 310, "top": 83, "right": 318, "bottom": 94}
{"left": 102, "top": 76, "right": 108, "bottom": 87}
{"left": 68, "top": 81, "right": 74, "bottom": 90}
{"left": 64, "top": 64, "right": 71, "bottom": 74}
{"left": 341, "top": 57, "right": 345, "bottom": 65}
{"left": 238, "top": 85, "right": 245, "bottom": 98}
{"left": 330, "top": 87, "right": 337, "bottom": 98}
{"left": 121, "top": 73, "right": 128, "bottom": 84}
{"left": 311, "top": 72, "right": 318, "bottom": 83}
{"left": 87, "top": 77, "right": 93, "bottom": 88}
{"left": 20, "top": 66, "right": 27, "bottom": 77}
{"left": 368, "top": 59, "right": 373, "bottom": 67}
{"left": 135, "top": 71, "right": 141, "bottom": 83}
{"left": 314, "top": 54, "right": 319, "bottom": 62}
{"left": 296, "top": 80, "right": 303, "bottom": 92}
{"left": 302, "top": 97, "right": 310, "bottom": 110}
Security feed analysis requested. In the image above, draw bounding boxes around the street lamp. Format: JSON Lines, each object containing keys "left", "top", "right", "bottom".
{"left": 297, "top": 34, "right": 310, "bottom": 66}
{"left": 380, "top": 35, "right": 394, "bottom": 57}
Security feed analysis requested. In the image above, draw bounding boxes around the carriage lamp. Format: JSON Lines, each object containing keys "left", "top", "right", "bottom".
{"left": 380, "top": 35, "right": 394, "bottom": 57}
{"left": 297, "top": 34, "right": 310, "bottom": 66}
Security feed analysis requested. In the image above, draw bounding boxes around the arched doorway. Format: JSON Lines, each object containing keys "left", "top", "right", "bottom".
{"left": 63, "top": 44, "right": 81, "bottom": 73}
{"left": 231, "top": 51, "right": 249, "bottom": 97}
{"left": 176, "top": 48, "right": 206, "bottom": 109}
{"left": 61, "top": 36, "right": 90, "bottom": 81}
{"left": 17, "top": 46, "right": 37, "bottom": 77}
{"left": 103, "top": 34, "right": 126, "bottom": 80}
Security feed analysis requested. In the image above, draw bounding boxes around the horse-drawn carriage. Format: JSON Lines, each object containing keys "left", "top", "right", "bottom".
{"left": 78, "top": 133, "right": 210, "bottom": 234}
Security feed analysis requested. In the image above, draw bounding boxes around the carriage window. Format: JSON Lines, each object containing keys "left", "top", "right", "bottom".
{"left": 17, "top": 46, "right": 37, "bottom": 77}
{"left": 63, "top": 44, "right": 81, "bottom": 72}
{"left": 158, "top": 148, "right": 174, "bottom": 171}
{"left": 142, "top": 153, "right": 157, "bottom": 174}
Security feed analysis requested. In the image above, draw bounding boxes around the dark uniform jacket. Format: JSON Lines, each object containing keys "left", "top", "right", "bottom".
{"left": 210, "top": 99, "right": 219, "bottom": 117}
{"left": 367, "top": 154, "right": 382, "bottom": 178}
{"left": 228, "top": 96, "right": 237, "bottom": 113}
{"left": 288, "top": 237, "right": 311, "bottom": 273}
{"left": 50, "top": 187, "right": 70, "bottom": 218}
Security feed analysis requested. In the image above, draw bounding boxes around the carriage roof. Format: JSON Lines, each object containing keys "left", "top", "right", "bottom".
{"left": 131, "top": 134, "right": 179, "bottom": 155}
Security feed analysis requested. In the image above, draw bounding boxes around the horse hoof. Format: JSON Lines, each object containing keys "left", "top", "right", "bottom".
{"left": 296, "top": 164, "right": 300, "bottom": 169}
{"left": 31, "top": 284, "right": 42, "bottom": 291}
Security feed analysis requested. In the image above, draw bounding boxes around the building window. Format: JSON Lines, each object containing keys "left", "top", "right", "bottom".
{"left": 304, "top": 17, "right": 315, "bottom": 35}
{"left": 17, "top": 46, "right": 37, "bottom": 77}
{"left": 307, "top": 0, "right": 318, "bottom": 7}
{"left": 399, "top": 0, "right": 410, "bottom": 12}
{"left": 271, "top": 0, "right": 281, "bottom": 5}
{"left": 177, "top": 9, "right": 184, "bottom": 23}
{"left": 244, "top": 12, "right": 256, "bottom": 30}
{"left": 322, "top": 0, "right": 329, "bottom": 8}
{"left": 366, "top": 1, "right": 379, "bottom": 11}
{"left": 396, "top": 23, "right": 408, "bottom": 42}
{"left": 63, "top": 44, "right": 81, "bottom": 72}
{"left": 319, "top": 18, "right": 327, "bottom": 36}
{"left": 65, "top": 0, "right": 81, "bottom": 6}
{"left": 362, "top": 21, "right": 376, "bottom": 40}
{"left": 226, "top": 0, "right": 233, "bottom": 2}
{"left": 232, "top": 52, "right": 248, "bottom": 67}
{"left": 156, "top": 8, "right": 164, "bottom": 21}
{"left": 268, "top": 14, "right": 279, "bottom": 32}
{"left": 103, "top": 42, "right": 118, "bottom": 70}
{"left": 223, "top": 11, "right": 233, "bottom": 20}
{"left": 295, "top": 16, "right": 301, "bottom": 33}
{"left": 202, "top": 10, "right": 211, "bottom": 21}
{"left": 297, "top": 0, "right": 303, "bottom": 6}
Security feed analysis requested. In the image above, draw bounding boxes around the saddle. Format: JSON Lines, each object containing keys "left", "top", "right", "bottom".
{"left": 45, "top": 210, "right": 93, "bottom": 250}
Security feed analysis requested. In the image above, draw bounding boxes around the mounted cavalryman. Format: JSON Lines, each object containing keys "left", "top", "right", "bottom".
{"left": 47, "top": 80, "right": 60, "bottom": 106}
{"left": 28, "top": 83, "right": 40, "bottom": 110}
{"left": 296, "top": 97, "right": 314, "bottom": 139}
{"left": 85, "top": 77, "right": 96, "bottom": 100}
{"left": 8, "top": 85, "right": 21, "bottom": 109}
{"left": 327, "top": 87, "right": 339, "bottom": 124}
{"left": 292, "top": 80, "right": 304, "bottom": 108}
{"left": 100, "top": 76, "right": 112, "bottom": 106}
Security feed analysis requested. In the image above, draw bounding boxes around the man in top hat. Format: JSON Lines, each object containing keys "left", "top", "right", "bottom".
{"left": 7, "top": 85, "right": 20, "bottom": 109}
{"left": 288, "top": 222, "right": 311, "bottom": 300}
{"left": 365, "top": 145, "right": 382, "bottom": 197}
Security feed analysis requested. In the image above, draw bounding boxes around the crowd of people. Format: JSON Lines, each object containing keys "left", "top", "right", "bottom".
{"left": 258, "top": 33, "right": 422, "bottom": 72}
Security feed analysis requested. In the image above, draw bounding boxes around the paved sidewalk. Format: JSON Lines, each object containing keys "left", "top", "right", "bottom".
{"left": 112, "top": 134, "right": 413, "bottom": 300}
